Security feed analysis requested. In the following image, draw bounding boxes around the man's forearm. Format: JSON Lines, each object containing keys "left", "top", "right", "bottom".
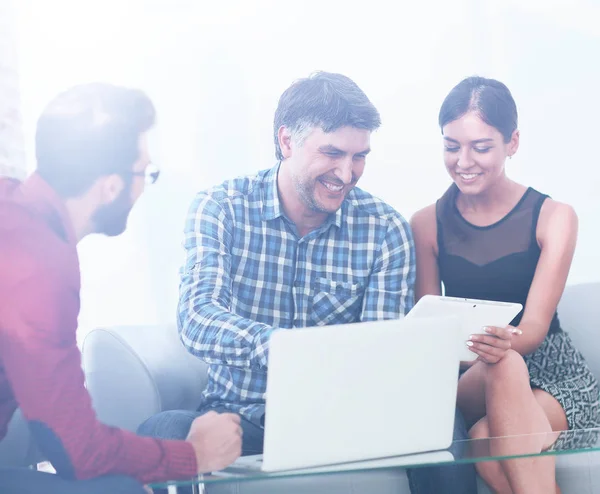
{"left": 178, "top": 301, "right": 274, "bottom": 369}
{"left": 1, "top": 336, "right": 198, "bottom": 484}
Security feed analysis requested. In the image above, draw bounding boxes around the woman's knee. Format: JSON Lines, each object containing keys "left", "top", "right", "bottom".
{"left": 485, "top": 349, "right": 529, "bottom": 383}
{"left": 467, "top": 422, "right": 505, "bottom": 485}
{"left": 136, "top": 410, "right": 199, "bottom": 439}
{"left": 469, "top": 417, "right": 489, "bottom": 440}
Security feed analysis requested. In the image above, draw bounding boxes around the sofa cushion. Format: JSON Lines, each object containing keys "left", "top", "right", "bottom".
{"left": 81, "top": 325, "right": 208, "bottom": 432}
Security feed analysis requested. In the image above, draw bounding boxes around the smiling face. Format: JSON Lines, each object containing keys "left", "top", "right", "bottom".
{"left": 442, "top": 111, "right": 519, "bottom": 195}
{"left": 279, "top": 125, "right": 371, "bottom": 214}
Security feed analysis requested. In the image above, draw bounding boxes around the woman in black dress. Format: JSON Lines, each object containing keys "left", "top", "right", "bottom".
{"left": 410, "top": 76, "right": 599, "bottom": 494}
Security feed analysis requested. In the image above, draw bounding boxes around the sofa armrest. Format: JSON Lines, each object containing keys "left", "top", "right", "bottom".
{"left": 81, "top": 324, "right": 208, "bottom": 432}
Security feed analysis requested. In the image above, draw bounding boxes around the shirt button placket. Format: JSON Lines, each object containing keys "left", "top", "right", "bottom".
{"left": 292, "top": 238, "right": 305, "bottom": 327}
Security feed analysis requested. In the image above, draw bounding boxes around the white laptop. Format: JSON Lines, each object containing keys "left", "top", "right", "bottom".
{"left": 219, "top": 315, "right": 463, "bottom": 474}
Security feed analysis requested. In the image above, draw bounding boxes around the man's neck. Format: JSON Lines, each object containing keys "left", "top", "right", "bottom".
{"left": 277, "top": 164, "right": 328, "bottom": 237}
{"left": 64, "top": 196, "right": 95, "bottom": 242}
{"left": 293, "top": 211, "right": 329, "bottom": 238}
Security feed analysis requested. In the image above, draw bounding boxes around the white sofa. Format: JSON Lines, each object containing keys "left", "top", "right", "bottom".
{"left": 2, "top": 284, "right": 599, "bottom": 493}
{"left": 79, "top": 282, "right": 600, "bottom": 493}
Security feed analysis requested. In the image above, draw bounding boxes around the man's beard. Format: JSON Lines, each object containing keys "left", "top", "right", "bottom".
{"left": 91, "top": 184, "right": 134, "bottom": 237}
{"left": 296, "top": 178, "right": 329, "bottom": 213}
{"left": 293, "top": 175, "right": 351, "bottom": 214}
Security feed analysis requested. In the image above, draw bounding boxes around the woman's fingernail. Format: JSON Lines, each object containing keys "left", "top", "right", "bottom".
{"left": 512, "top": 328, "right": 523, "bottom": 335}
{"left": 466, "top": 341, "right": 474, "bottom": 347}
{"left": 483, "top": 326, "right": 491, "bottom": 333}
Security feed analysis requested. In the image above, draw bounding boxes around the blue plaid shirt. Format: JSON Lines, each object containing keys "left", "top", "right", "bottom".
{"left": 177, "top": 163, "right": 415, "bottom": 425}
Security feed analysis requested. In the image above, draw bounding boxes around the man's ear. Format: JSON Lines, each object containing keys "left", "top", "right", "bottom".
{"left": 98, "top": 174, "right": 125, "bottom": 204}
{"left": 278, "top": 126, "right": 293, "bottom": 159}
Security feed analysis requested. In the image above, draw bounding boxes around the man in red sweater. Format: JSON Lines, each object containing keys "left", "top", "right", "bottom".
{"left": 0, "top": 83, "right": 242, "bottom": 493}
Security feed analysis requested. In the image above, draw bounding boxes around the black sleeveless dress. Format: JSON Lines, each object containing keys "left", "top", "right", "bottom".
{"left": 436, "top": 184, "right": 600, "bottom": 436}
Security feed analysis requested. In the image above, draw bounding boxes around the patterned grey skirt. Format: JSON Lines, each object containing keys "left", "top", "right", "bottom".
{"left": 525, "top": 330, "right": 600, "bottom": 449}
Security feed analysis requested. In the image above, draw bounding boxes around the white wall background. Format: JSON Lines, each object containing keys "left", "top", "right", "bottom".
{"left": 14, "top": 0, "right": 600, "bottom": 337}
{"left": 0, "top": 0, "right": 26, "bottom": 179}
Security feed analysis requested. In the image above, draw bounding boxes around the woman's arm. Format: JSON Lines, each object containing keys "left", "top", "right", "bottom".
{"left": 410, "top": 204, "right": 442, "bottom": 301}
{"left": 411, "top": 204, "right": 478, "bottom": 368}
{"left": 510, "top": 199, "right": 578, "bottom": 355}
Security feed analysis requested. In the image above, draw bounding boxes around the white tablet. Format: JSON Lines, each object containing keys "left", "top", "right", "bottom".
{"left": 405, "top": 295, "right": 523, "bottom": 362}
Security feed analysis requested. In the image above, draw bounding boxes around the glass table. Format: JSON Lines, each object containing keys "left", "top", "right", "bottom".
{"left": 148, "top": 427, "right": 600, "bottom": 493}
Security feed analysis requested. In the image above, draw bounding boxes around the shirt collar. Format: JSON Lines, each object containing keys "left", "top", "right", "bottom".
{"left": 331, "top": 203, "right": 344, "bottom": 229}
{"left": 261, "top": 163, "right": 284, "bottom": 221}
{"left": 261, "top": 162, "right": 344, "bottom": 230}
{"left": 19, "top": 172, "right": 77, "bottom": 245}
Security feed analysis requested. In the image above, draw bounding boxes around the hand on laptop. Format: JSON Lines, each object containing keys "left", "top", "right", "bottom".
{"left": 466, "top": 325, "right": 522, "bottom": 364}
{"left": 186, "top": 411, "right": 243, "bottom": 473}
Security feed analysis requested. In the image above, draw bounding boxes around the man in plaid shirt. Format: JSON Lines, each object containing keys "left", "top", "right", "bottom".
{"left": 140, "top": 72, "right": 476, "bottom": 493}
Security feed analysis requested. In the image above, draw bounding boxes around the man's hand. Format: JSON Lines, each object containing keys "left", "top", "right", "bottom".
{"left": 186, "top": 411, "right": 243, "bottom": 473}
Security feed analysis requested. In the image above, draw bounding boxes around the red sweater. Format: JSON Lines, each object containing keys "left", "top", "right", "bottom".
{"left": 0, "top": 173, "right": 197, "bottom": 483}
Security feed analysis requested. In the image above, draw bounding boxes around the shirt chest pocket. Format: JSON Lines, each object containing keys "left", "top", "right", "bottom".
{"left": 310, "top": 277, "right": 365, "bottom": 326}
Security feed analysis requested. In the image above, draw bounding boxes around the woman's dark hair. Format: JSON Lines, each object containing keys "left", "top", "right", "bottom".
{"left": 438, "top": 76, "right": 518, "bottom": 143}
{"left": 36, "top": 83, "right": 156, "bottom": 197}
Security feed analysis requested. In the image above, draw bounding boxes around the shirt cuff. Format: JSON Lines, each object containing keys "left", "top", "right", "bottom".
{"left": 251, "top": 326, "right": 276, "bottom": 368}
{"left": 160, "top": 439, "right": 198, "bottom": 482}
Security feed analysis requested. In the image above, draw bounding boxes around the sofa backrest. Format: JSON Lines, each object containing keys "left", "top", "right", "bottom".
{"left": 78, "top": 283, "right": 599, "bottom": 434}
{"left": 558, "top": 282, "right": 600, "bottom": 381}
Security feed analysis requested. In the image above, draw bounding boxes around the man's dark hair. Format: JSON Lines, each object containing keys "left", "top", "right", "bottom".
{"left": 273, "top": 72, "right": 381, "bottom": 160}
{"left": 35, "top": 83, "right": 156, "bottom": 197}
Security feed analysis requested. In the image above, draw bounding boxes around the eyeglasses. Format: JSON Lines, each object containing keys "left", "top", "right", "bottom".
{"left": 130, "top": 162, "right": 160, "bottom": 185}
